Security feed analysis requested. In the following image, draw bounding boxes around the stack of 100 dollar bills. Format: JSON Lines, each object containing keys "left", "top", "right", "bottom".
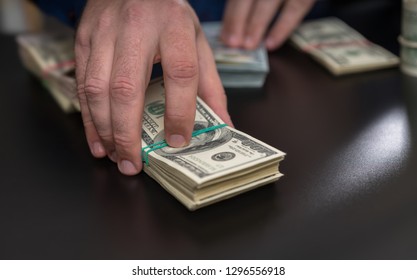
{"left": 290, "top": 17, "right": 399, "bottom": 75}
{"left": 142, "top": 79, "right": 285, "bottom": 210}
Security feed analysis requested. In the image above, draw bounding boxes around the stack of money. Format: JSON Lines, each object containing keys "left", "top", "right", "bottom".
{"left": 142, "top": 79, "right": 285, "bottom": 210}
{"left": 400, "top": 0, "right": 417, "bottom": 77}
{"left": 16, "top": 20, "right": 79, "bottom": 113}
{"left": 202, "top": 22, "right": 269, "bottom": 88}
{"left": 290, "top": 17, "right": 399, "bottom": 75}
{"left": 16, "top": 24, "right": 285, "bottom": 210}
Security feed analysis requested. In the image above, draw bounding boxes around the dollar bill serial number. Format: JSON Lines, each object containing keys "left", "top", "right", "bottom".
{"left": 225, "top": 266, "right": 285, "bottom": 276}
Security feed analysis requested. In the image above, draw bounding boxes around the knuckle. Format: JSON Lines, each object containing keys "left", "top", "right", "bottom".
{"left": 95, "top": 13, "right": 113, "bottom": 32}
{"left": 77, "top": 84, "right": 87, "bottom": 103}
{"left": 165, "top": 111, "right": 189, "bottom": 123}
{"left": 96, "top": 130, "right": 113, "bottom": 144}
{"left": 121, "top": 4, "right": 144, "bottom": 25}
{"left": 166, "top": 61, "right": 198, "bottom": 82}
{"left": 91, "top": 118, "right": 111, "bottom": 136}
{"left": 110, "top": 77, "right": 137, "bottom": 103}
{"left": 75, "top": 28, "right": 90, "bottom": 50}
{"left": 113, "top": 132, "right": 135, "bottom": 151}
{"left": 84, "top": 77, "right": 108, "bottom": 102}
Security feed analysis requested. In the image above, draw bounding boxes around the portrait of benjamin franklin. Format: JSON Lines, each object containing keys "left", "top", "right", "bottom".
{"left": 153, "top": 121, "right": 233, "bottom": 157}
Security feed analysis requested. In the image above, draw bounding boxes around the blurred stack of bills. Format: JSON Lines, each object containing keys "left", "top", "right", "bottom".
{"left": 290, "top": 17, "right": 399, "bottom": 75}
{"left": 202, "top": 22, "right": 269, "bottom": 88}
{"left": 400, "top": 0, "right": 417, "bottom": 77}
{"left": 17, "top": 20, "right": 271, "bottom": 114}
{"left": 16, "top": 20, "right": 79, "bottom": 113}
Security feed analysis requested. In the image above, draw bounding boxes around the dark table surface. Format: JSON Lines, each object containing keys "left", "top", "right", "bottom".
{"left": 2, "top": 2, "right": 417, "bottom": 259}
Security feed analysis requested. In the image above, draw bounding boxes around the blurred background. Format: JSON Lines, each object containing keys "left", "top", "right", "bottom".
{"left": 0, "top": 0, "right": 43, "bottom": 34}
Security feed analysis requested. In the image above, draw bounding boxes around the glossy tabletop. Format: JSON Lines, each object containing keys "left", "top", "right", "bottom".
{"left": 2, "top": 2, "right": 417, "bottom": 259}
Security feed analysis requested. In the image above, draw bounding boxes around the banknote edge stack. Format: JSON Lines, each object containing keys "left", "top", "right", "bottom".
{"left": 290, "top": 17, "right": 399, "bottom": 75}
{"left": 399, "top": 0, "right": 417, "bottom": 77}
{"left": 202, "top": 21, "right": 269, "bottom": 88}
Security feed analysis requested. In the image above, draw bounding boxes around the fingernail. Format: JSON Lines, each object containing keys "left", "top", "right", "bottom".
{"left": 225, "top": 114, "right": 234, "bottom": 128}
{"left": 119, "top": 160, "right": 138, "bottom": 175}
{"left": 168, "top": 134, "right": 186, "bottom": 148}
{"left": 108, "top": 151, "right": 117, "bottom": 162}
{"left": 228, "top": 34, "right": 239, "bottom": 46}
{"left": 266, "top": 38, "right": 275, "bottom": 49}
{"left": 244, "top": 37, "right": 254, "bottom": 48}
{"left": 92, "top": 142, "right": 105, "bottom": 156}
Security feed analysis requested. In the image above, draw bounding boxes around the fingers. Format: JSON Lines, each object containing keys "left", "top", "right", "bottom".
{"left": 160, "top": 14, "right": 199, "bottom": 148}
{"left": 266, "top": 0, "right": 316, "bottom": 50}
{"left": 221, "top": 0, "right": 254, "bottom": 47}
{"left": 109, "top": 10, "right": 154, "bottom": 175}
{"left": 83, "top": 12, "right": 116, "bottom": 161}
{"left": 76, "top": 1, "right": 155, "bottom": 175}
{"left": 75, "top": 8, "right": 108, "bottom": 159}
{"left": 221, "top": 0, "right": 315, "bottom": 50}
{"left": 75, "top": 0, "right": 236, "bottom": 176}
{"left": 196, "top": 32, "right": 233, "bottom": 127}
{"left": 243, "top": 0, "right": 282, "bottom": 49}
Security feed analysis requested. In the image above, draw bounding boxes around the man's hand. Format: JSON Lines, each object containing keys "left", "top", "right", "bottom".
{"left": 75, "top": 0, "right": 232, "bottom": 176}
{"left": 221, "top": 0, "right": 316, "bottom": 50}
